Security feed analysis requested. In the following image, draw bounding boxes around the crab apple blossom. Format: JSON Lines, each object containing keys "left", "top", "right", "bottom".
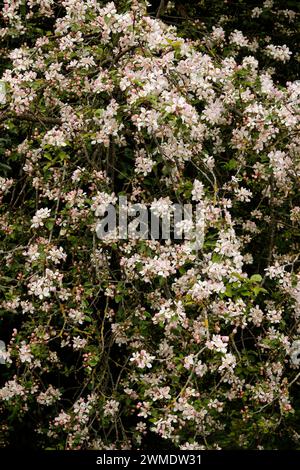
{"left": 0, "top": 0, "right": 300, "bottom": 452}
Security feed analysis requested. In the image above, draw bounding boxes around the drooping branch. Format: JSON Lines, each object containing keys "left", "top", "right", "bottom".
{"left": 0, "top": 111, "right": 62, "bottom": 126}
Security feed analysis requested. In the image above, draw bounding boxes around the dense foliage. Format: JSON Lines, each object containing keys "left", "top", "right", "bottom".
{"left": 0, "top": 0, "right": 300, "bottom": 450}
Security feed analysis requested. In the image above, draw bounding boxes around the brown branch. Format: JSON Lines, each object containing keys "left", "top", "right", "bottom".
{"left": 156, "top": 0, "right": 169, "bottom": 18}
{"left": 0, "top": 111, "right": 61, "bottom": 125}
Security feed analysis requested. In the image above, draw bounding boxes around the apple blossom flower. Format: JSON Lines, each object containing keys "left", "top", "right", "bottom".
{"left": 130, "top": 350, "right": 155, "bottom": 369}
{"left": 31, "top": 207, "right": 51, "bottom": 228}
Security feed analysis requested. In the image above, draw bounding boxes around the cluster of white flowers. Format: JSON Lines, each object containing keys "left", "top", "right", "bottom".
{"left": 202, "top": 99, "right": 225, "bottom": 125}
{"left": 131, "top": 107, "right": 160, "bottom": 133}
{"left": 27, "top": 268, "right": 63, "bottom": 299}
{"left": 0, "top": 378, "right": 26, "bottom": 401}
{"left": 265, "top": 44, "right": 292, "bottom": 62}
{"left": 53, "top": 410, "right": 71, "bottom": 428}
{"left": 72, "top": 336, "right": 87, "bottom": 350}
{"left": 68, "top": 308, "right": 85, "bottom": 324}
{"left": 218, "top": 353, "right": 236, "bottom": 372}
{"left": 47, "top": 246, "right": 67, "bottom": 264}
{"left": 229, "top": 30, "right": 249, "bottom": 48}
{"left": 31, "top": 207, "right": 51, "bottom": 228}
{"left": 37, "top": 385, "right": 62, "bottom": 406}
{"left": 251, "top": 7, "right": 263, "bottom": 18}
{"left": 91, "top": 99, "right": 123, "bottom": 146}
{"left": 23, "top": 243, "right": 40, "bottom": 262}
{"left": 130, "top": 350, "right": 155, "bottom": 369}
{"left": 152, "top": 300, "right": 186, "bottom": 327}
{"left": 150, "top": 197, "right": 174, "bottom": 219}
{"left": 234, "top": 187, "right": 253, "bottom": 202}
{"left": 290, "top": 206, "right": 300, "bottom": 223}
{"left": 135, "top": 149, "right": 155, "bottom": 176}
{"left": 191, "top": 179, "right": 205, "bottom": 201}
{"left": 206, "top": 335, "right": 229, "bottom": 354}
{"left": 0, "top": 341, "right": 11, "bottom": 365}
{"left": 18, "top": 341, "right": 33, "bottom": 363}
{"left": 210, "top": 26, "right": 225, "bottom": 43}
{"left": 103, "top": 399, "right": 119, "bottom": 417}
{"left": 91, "top": 191, "right": 117, "bottom": 217}
{"left": 42, "top": 127, "right": 68, "bottom": 147}
{"left": 0, "top": 177, "right": 13, "bottom": 193}
{"left": 73, "top": 395, "right": 95, "bottom": 424}
{"left": 268, "top": 150, "right": 293, "bottom": 189}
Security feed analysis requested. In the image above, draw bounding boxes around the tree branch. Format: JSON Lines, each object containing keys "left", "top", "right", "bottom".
{"left": 0, "top": 111, "right": 61, "bottom": 125}
{"left": 156, "top": 0, "right": 169, "bottom": 18}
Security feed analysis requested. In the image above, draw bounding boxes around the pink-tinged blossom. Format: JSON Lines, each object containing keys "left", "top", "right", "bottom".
{"left": 0, "top": 379, "right": 26, "bottom": 401}
{"left": 206, "top": 334, "right": 228, "bottom": 354}
{"left": 150, "top": 197, "right": 174, "bottom": 220}
{"left": 42, "top": 128, "right": 68, "bottom": 147}
{"left": 191, "top": 179, "right": 204, "bottom": 201}
{"left": 130, "top": 350, "right": 155, "bottom": 369}
{"left": 18, "top": 341, "right": 33, "bottom": 363}
{"left": 135, "top": 149, "right": 155, "bottom": 176}
{"left": 91, "top": 192, "right": 117, "bottom": 217}
{"left": 265, "top": 44, "right": 292, "bottom": 62}
{"left": 27, "top": 268, "right": 63, "bottom": 299}
{"left": 37, "top": 385, "right": 61, "bottom": 406}
{"left": 72, "top": 336, "right": 87, "bottom": 350}
{"left": 54, "top": 410, "right": 71, "bottom": 428}
{"left": 0, "top": 177, "right": 13, "bottom": 193}
{"left": 103, "top": 399, "right": 119, "bottom": 417}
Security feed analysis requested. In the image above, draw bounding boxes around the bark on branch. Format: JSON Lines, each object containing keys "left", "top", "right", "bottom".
{"left": 156, "top": 0, "right": 170, "bottom": 18}
{"left": 0, "top": 111, "right": 61, "bottom": 126}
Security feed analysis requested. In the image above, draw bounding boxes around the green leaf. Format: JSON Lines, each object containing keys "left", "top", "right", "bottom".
{"left": 224, "top": 285, "right": 233, "bottom": 297}
{"left": 253, "top": 286, "right": 268, "bottom": 296}
{"left": 250, "top": 274, "right": 263, "bottom": 283}
{"left": 45, "top": 220, "right": 54, "bottom": 231}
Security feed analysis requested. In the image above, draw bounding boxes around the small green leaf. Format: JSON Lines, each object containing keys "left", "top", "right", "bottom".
{"left": 250, "top": 274, "right": 262, "bottom": 283}
{"left": 45, "top": 220, "right": 54, "bottom": 231}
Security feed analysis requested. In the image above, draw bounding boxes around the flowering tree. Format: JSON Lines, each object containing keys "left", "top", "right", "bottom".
{"left": 0, "top": 0, "right": 300, "bottom": 450}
